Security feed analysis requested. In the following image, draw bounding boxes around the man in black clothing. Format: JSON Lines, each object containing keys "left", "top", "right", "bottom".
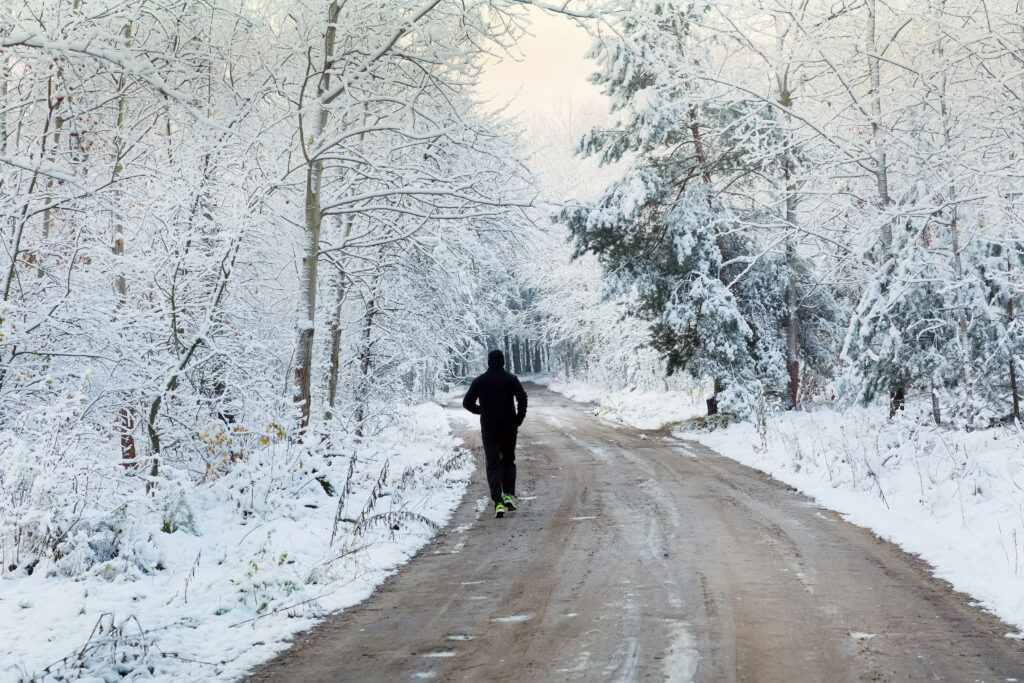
{"left": 462, "top": 349, "right": 528, "bottom": 518}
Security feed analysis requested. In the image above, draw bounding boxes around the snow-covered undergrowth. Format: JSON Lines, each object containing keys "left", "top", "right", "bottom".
{"left": 694, "top": 406, "right": 1024, "bottom": 633}
{"left": 546, "top": 379, "right": 1024, "bottom": 633}
{"left": 0, "top": 403, "right": 472, "bottom": 682}
{"left": 546, "top": 377, "right": 706, "bottom": 430}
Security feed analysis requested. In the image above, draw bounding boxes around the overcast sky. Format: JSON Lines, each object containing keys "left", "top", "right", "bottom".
{"left": 476, "top": 8, "right": 616, "bottom": 201}
{"left": 476, "top": 9, "right": 605, "bottom": 120}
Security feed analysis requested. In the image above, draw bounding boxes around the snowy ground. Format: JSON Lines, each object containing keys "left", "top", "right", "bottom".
{"left": 546, "top": 380, "right": 1024, "bottom": 635}
{"left": 542, "top": 376, "right": 706, "bottom": 430}
{"left": 0, "top": 403, "right": 473, "bottom": 682}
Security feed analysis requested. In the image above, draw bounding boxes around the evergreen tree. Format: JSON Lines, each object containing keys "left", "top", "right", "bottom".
{"left": 840, "top": 213, "right": 957, "bottom": 419}
{"left": 975, "top": 238, "right": 1024, "bottom": 421}
{"left": 559, "top": 1, "right": 840, "bottom": 414}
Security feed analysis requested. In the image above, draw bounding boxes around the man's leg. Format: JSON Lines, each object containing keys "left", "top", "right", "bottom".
{"left": 499, "top": 430, "right": 517, "bottom": 497}
{"left": 481, "top": 431, "right": 504, "bottom": 505}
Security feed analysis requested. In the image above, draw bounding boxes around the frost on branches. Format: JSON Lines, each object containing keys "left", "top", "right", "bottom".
{"left": 552, "top": 0, "right": 1022, "bottom": 424}
{"left": 0, "top": 0, "right": 547, "bottom": 678}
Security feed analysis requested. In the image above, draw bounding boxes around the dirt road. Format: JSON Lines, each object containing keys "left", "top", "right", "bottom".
{"left": 246, "top": 385, "right": 1024, "bottom": 682}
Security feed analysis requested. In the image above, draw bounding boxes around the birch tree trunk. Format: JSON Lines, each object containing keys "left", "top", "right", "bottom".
{"left": 866, "top": 0, "right": 893, "bottom": 256}
{"left": 326, "top": 102, "right": 368, "bottom": 420}
{"left": 1008, "top": 255, "right": 1020, "bottom": 421}
{"left": 111, "top": 22, "right": 137, "bottom": 466}
{"left": 354, "top": 283, "right": 379, "bottom": 438}
{"left": 294, "top": 1, "right": 341, "bottom": 431}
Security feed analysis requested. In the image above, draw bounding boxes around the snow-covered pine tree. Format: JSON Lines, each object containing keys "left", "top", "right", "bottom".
{"left": 840, "top": 199, "right": 959, "bottom": 420}
{"left": 974, "top": 238, "right": 1024, "bottom": 422}
{"left": 559, "top": 1, "right": 839, "bottom": 414}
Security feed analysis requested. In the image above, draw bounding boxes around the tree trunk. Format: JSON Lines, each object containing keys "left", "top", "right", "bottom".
{"left": 931, "top": 385, "right": 942, "bottom": 426}
{"left": 706, "top": 378, "right": 724, "bottom": 416}
{"left": 0, "top": 48, "right": 6, "bottom": 158}
{"left": 354, "top": 290, "right": 377, "bottom": 438}
{"left": 784, "top": 239, "right": 800, "bottom": 408}
{"left": 889, "top": 386, "right": 906, "bottom": 418}
{"left": 294, "top": 1, "right": 341, "bottom": 431}
{"left": 112, "top": 22, "right": 137, "bottom": 467}
{"left": 325, "top": 215, "right": 357, "bottom": 419}
{"left": 1011, "top": 355, "right": 1021, "bottom": 423}
{"left": 866, "top": 0, "right": 893, "bottom": 255}
{"left": 777, "top": 61, "right": 801, "bottom": 410}
{"left": 1010, "top": 296, "right": 1021, "bottom": 422}
{"left": 325, "top": 279, "right": 345, "bottom": 420}
{"left": 40, "top": 77, "right": 67, "bottom": 277}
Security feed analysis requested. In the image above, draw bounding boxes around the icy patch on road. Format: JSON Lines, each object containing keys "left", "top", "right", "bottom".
{"left": 663, "top": 622, "right": 699, "bottom": 682}
{"left": 603, "top": 637, "right": 640, "bottom": 680}
{"left": 850, "top": 632, "right": 877, "bottom": 640}
{"left": 491, "top": 614, "right": 533, "bottom": 623}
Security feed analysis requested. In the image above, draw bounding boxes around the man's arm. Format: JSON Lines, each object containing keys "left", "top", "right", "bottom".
{"left": 463, "top": 379, "right": 481, "bottom": 415}
{"left": 514, "top": 378, "right": 528, "bottom": 425}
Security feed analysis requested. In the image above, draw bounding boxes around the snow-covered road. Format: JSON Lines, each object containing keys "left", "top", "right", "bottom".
{"left": 245, "top": 385, "right": 1024, "bottom": 681}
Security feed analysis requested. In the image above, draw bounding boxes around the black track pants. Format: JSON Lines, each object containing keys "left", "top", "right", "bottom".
{"left": 482, "top": 428, "right": 517, "bottom": 505}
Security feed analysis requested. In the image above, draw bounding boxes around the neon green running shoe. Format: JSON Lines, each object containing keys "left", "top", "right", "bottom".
{"left": 503, "top": 494, "right": 517, "bottom": 511}
{"left": 494, "top": 502, "right": 506, "bottom": 518}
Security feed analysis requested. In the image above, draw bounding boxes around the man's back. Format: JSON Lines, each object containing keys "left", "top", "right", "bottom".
{"left": 463, "top": 352, "right": 527, "bottom": 434}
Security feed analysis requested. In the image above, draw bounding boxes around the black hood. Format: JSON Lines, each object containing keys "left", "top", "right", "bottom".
{"left": 487, "top": 349, "right": 505, "bottom": 370}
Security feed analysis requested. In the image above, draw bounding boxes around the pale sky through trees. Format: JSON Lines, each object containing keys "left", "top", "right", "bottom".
{"left": 476, "top": 7, "right": 613, "bottom": 198}
{"left": 476, "top": 8, "right": 603, "bottom": 120}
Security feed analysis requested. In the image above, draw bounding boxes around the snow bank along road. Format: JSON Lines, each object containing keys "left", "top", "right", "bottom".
{"left": 246, "top": 385, "right": 1024, "bottom": 681}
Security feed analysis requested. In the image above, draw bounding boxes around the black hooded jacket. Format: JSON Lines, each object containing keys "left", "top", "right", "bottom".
{"left": 463, "top": 350, "right": 527, "bottom": 434}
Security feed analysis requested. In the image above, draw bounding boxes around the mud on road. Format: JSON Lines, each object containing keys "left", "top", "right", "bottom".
{"left": 246, "top": 385, "right": 1024, "bottom": 682}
